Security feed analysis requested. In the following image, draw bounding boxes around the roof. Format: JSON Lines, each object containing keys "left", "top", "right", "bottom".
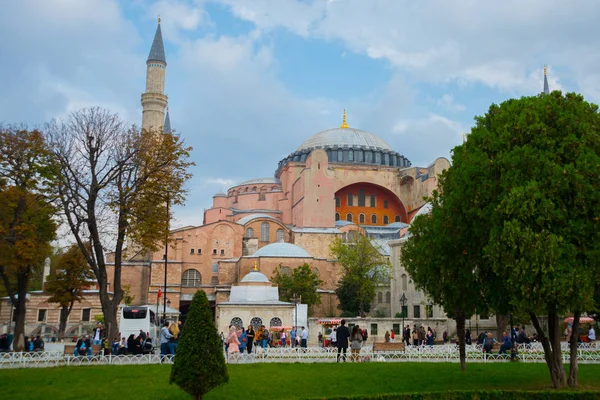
{"left": 236, "top": 214, "right": 282, "bottom": 225}
{"left": 237, "top": 177, "right": 281, "bottom": 186}
{"left": 249, "top": 242, "right": 312, "bottom": 258}
{"left": 411, "top": 203, "right": 432, "bottom": 221}
{"left": 147, "top": 22, "right": 166, "bottom": 64}
{"left": 213, "top": 191, "right": 227, "bottom": 197}
{"left": 240, "top": 270, "right": 270, "bottom": 283}
{"left": 163, "top": 109, "right": 171, "bottom": 133}
{"left": 291, "top": 227, "right": 341, "bottom": 234}
{"left": 298, "top": 127, "right": 392, "bottom": 152}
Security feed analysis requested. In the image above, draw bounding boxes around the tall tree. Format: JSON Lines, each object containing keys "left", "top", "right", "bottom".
{"left": 47, "top": 107, "right": 193, "bottom": 341}
{"left": 271, "top": 263, "right": 323, "bottom": 313}
{"left": 46, "top": 244, "right": 95, "bottom": 340}
{"left": 170, "top": 290, "right": 228, "bottom": 400}
{"left": 0, "top": 127, "right": 57, "bottom": 351}
{"left": 330, "top": 234, "right": 390, "bottom": 317}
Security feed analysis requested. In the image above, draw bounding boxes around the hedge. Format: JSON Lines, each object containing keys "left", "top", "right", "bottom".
{"left": 316, "top": 391, "right": 600, "bottom": 400}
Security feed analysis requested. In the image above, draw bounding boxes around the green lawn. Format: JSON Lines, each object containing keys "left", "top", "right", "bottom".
{"left": 2, "top": 363, "right": 600, "bottom": 399}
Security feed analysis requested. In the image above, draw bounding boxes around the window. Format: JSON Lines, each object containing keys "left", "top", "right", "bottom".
{"left": 197, "top": 248, "right": 202, "bottom": 255}
{"left": 358, "top": 189, "right": 365, "bottom": 206}
{"left": 375, "top": 152, "right": 382, "bottom": 164}
{"left": 335, "top": 213, "right": 340, "bottom": 221}
{"left": 212, "top": 249, "right": 217, "bottom": 255}
{"left": 346, "top": 213, "right": 353, "bottom": 222}
{"left": 230, "top": 317, "right": 243, "bottom": 328}
{"left": 413, "top": 305, "right": 421, "bottom": 318}
{"left": 371, "top": 214, "right": 377, "bottom": 224}
{"left": 393, "top": 323, "right": 400, "bottom": 334}
{"left": 384, "top": 200, "right": 389, "bottom": 209}
{"left": 260, "top": 222, "right": 270, "bottom": 242}
{"left": 359, "top": 214, "right": 365, "bottom": 223}
{"left": 385, "top": 292, "right": 391, "bottom": 304}
{"left": 220, "top": 249, "right": 225, "bottom": 255}
{"left": 276, "top": 229, "right": 285, "bottom": 242}
{"left": 246, "top": 227, "right": 254, "bottom": 238}
{"left": 370, "top": 323, "right": 378, "bottom": 335}
{"left": 337, "top": 149, "right": 343, "bottom": 162}
{"left": 395, "top": 215, "right": 401, "bottom": 223}
{"left": 37, "top": 309, "right": 47, "bottom": 322}
{"left": 280, "top": 266, "right": 292, "bottom": 276}
{"left": 190, "top": 248, "right": 195, "bottom": 255}
{"left": 377, "top": 292, "right": 383, "bottom": 303}
{"left": 384, "top": 153, "right": 389, "bottom": 165}
{"left": 348, "top": 150, "right": 354, "bottom": 161}
{"left": 355, "top": 150, "right": 363, "bottom": 162}
{"left": 250, "top": 317, "right": 263, "bottom": 329}
{"left": 401, "top": 274, "right": 408, "bottom": 291}
{"left": 347, "top": 193, "right": 353, "bottom": 206}
{"left": 211, "top": 276, "right": 219, "bottom": 285}
{"left": 335, "top": 197, "right": 341, "bottom": 207}
{"left": 370, "top": 194, "right": 376, "bottom": 207}
{"left": 365, "top": 151, "right": 373, "bottom": 163}
{"left": 212, "top": 263, "right": 219, "bottom": 273}
{"left": 182, "top": 269, "right": 202, "bottom": 287}
{"left": 82, "top": 308, "right": 91, "bottom": 322}
{"left": 401, "top": 305, "right": 408, "bottom": 318}
{"left": 426, "top": 305, "right": 433, "bottom": 318}
{"left": 270, "top": 317, "right": 283, "bottom": 328}
{"left": 383, "top": 215, "right": 389, "bottom": 224}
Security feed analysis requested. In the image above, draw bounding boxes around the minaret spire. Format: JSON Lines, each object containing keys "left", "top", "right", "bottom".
{"left": 340, "top": 109, "right": 349, "bottom": 128}
{"left": 164, "top": 107, "right": 172, "bottom": 133}
{"left": 543, "top": 65, "right": 549, "bottom": 95}
{"left": 141, "top": 19, "right": 168, "bottom": 132}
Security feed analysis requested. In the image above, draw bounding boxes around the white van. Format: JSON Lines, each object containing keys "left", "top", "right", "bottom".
{"left": 119, "top": 306, "right": 159, "bottom": 345}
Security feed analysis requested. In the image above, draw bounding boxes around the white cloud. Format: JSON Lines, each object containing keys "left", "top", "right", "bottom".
{"left": 437, "top": 94, "right": 466, "bottom": 112}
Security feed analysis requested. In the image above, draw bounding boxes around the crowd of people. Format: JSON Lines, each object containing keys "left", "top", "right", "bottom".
{"left": 221, "top": 325, "right": 311, "bottom": 357}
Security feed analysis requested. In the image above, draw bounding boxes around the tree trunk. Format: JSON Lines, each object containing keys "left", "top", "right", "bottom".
{"left": 495, "top": 314, "right": 509, "bottom": 341}
{"left": 58, "top": 304, "right": 72, "bottom": 340}
{"left": 13, "top": 279, "right": 28, "bottom": 351}
{"left": 567, "top": 311, "right": 580, "bottom": 388}
{"left": 455, "top": 309, "right": 466, "bottom": 371}
{"left": 530, "top": 311, "right": 566, "bottom": 388}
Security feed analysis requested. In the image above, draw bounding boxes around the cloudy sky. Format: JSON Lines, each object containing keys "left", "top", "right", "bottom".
{"left": 1, "top": 0, "right": 598, "bottom": 228}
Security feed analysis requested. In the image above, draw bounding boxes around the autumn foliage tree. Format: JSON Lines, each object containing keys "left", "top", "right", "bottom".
{"left": 0, "top": 127, "right": 57, "bottom": 351}
{"left": 46, "top": 244, "right": 95, "bottom": 340}
{"left": 47, "top": 107, "right": 193, "bottom": 341}
{"left": 271, "top": 263, "right": 323, "bottom": 313}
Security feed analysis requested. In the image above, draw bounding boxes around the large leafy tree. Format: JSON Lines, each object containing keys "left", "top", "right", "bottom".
{"left": 0, "top": 127, "right": 57, "bottom": 351}
{"left": 46, "top": 244, "right": 95, "bottom": 340}
{"left": 47, "top": 107, "right": 193, "bottom": 341}
{"left": 170, "top": 290, "right": 228, "bottom": 400}
{"left": 330, "top": 234, "right": 390, "bottom": 317}
{"left": 271, "top": 263, "right": 323, "bottom": 313}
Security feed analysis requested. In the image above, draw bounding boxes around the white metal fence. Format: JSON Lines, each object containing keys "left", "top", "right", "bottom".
{"left": 0, "top": 343, "right": 597, "bottom": 369}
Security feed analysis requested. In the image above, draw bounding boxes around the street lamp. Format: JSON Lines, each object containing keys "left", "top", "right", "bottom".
{"left": 399, "top": 292, "right": 407, "bottom": 340}
{"left": 163, "top": 191, "right": 171, "bottom": 323}
{"left": 291, "top": 293, "right": 300, "bottom": 344}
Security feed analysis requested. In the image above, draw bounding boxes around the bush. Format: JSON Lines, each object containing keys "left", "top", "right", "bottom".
{"left": 170, "top": 290, "right": 228, "bottom": 399}
{"left": 321, "top": 391, "right": 600, "bottom": 400}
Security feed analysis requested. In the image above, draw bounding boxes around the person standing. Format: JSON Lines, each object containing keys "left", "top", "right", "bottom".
{"left": 160, "top": 321, "right": 173, "bottom": 357}
{"left": 350, "top": 326, "right": 363, "bottom": 362}
{"left": 300, "top": 326, "right": 309, "bottom": 349}
{"left": 390, "top": 329, "right": 395, "bottom": 343}
{"left": 336, "top": 319, "right": 350, "bottom": 362}
{"left": 588, "top": 325, "right": 596, "bottom": 343}
{"left": 246, "top": 325, "right": 255, "bottom": 353}
{"left": 330, "top": 328, "right": 337, "bottom": 348}
{"left": 281, "top": 329, "right": 287, "bottom": 347}
{"left": 93, "top": 323, "right": 104, "bottom": 346}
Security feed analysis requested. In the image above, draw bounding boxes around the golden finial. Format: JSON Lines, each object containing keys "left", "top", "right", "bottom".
{"left": 158, "top": 15, "right": 161, "bottom": 24}
{"left": 340, "top": 109, "right": 349, "bottom": 128}
{"left": 544, "top": 64, "right": 547, "bottom": 76}
{"left": 253, "top": 261, "right": 258, "bottom": 271}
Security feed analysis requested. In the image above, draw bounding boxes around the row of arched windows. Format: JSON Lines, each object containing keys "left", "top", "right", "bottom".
{"left": 335, "top": 213, "right": 400, "bottom": 224}
{"left": 181, "top": 269, "right": 220, "bottom": 287}
{"left": 336, "top": 193, "right": 390, "bottom": 209}
{"left": 231, "top": 317, "right": 283, "bottom": 329}
{"left": 245, "top": 224, "right": 285, "bottom": 242}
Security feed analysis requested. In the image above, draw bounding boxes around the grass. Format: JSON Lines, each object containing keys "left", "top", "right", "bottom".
{"left": 2, "top": 362, "right": 600, "bottom": 400}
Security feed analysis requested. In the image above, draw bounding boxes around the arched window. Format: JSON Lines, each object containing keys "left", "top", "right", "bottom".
{"left": 348, "top": 150, "right": 354, "bottom": 162}
{"left": 181, "top": 269, "right": 201, "bottom": 287}
{"left": 395, "top": 215, "right": 401, "bottom": 223}
{"left": 335, "top": 196, "right": 341, "bottom": 207}
{"left": 371, "top": 214, "right": 377, "bottom": 224}
{"left": 377, "top": 292, "right": 383, "bottom": 303}
{"left": 245, "top": 227, "right": 254, "bottom": 238}
{"left": 280, "top": 266, "right": 292, "bottom": 276}
{"left": 312, "top": 267, "right": 319, "bottom": 277}
{"left": 365, "top": 151, "right": 373, "bottom": 163}
{"left": 383, "top": 215, "right": 389, "bottom": 224}
{"left": 401, "top": 274, "right": 408, "bottom": 291}
{"left": 359, "top": 214, "right": 365, "bottom": 223}
{"left": 370, "top": 194, "right": 376, "bottom": 207}
{"left": 346, "top": 213, "right": 353, "bottom": 222}
{"left": 358, "top": 189, "right": 365, "bottom": 206}
{"left": 383, "top": 200, "right": 388, "bottom": 209}
{"left": 337, "top": 149, "right": 343, "bottom": 162}
{"left": 384, "top": 153, "right": 389, "bottom": 165}
{"left": 385, "top": 292, "right": 391, "bottom": 304}
{"left": 250, "top": 317, "right": 263, "bottom": 329}
{"left": 347, "top": 193, "right": 353, "bottom": 206}
{"left": 335, "top": 213, "right": 340, "bottom": 221}
{"left": 230, "top": 317, "right": 243, "bottom": 328}
{"left": 212, "top": 263, "right": 219, "bottom": 273}
{"left": 260, "top": 222, "right": 270, "bottom": 242}
{"left": 276, "top": 228, "right": 285, "bottom": 242}
{"left": 356, "top": 150, "right": 363, "bottom": 162}
{"left": 270, "top": 317, "right": 282, "bottom": 328}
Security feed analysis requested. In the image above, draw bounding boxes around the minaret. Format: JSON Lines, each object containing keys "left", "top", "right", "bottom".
{"left": 141, "top": 17, "right": 168, "bottom": 132}
{"left": 164, "top": 107, "right": 172, "bottom": 133}
{"left": 543, "top": 65, "right": 550, "bottom": 95}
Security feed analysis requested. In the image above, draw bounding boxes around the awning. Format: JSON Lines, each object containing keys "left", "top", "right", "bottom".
{"left": 317, "top": 318, "right": 342, "bottom": 325}
{"left": 564, "top": 317, "right": 595, "bottom": 324}
{"left": 268, "top": 326, "right": 294, "bottom": 331}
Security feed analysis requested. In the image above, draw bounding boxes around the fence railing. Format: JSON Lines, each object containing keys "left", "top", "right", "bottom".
{"left": 0, "top": 343, "right": 597, "bottom": 369}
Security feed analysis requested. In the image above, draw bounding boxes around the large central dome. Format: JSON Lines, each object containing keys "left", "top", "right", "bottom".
{"left": 298, "top": 127, "right": 392, "bottom": 152}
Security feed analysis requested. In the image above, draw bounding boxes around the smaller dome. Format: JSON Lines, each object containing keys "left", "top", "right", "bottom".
{"left": 251, "top": 243, "right": 312, "bottom": 258}
{"left": 240, "top": 271, "right": 270, "bottom": 283}
{"left": 213, "top": 191, "right": 227, "bottom": 197}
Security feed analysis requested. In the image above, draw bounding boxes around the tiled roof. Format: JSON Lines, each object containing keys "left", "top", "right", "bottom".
{"left": 147, "top": 23, "right": 166, "bottom": 64}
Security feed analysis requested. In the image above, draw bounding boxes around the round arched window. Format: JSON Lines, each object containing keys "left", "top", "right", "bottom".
{"left": 270, "top": 317, "right": 282, "bottom": 328}
{"left": 250, "top": 317, "right": 263, "bottom": 329}
{"left": 230, "top": 317, "right": 243, "bottom": 328}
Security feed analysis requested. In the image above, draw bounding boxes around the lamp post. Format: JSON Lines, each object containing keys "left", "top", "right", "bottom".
{"left": 163, "top": 191, "right": 171, "bottom": 323}
{"left": 399, "top": 292, "right": 407, "bottom": 339}
{"left": 291, "top": 293, "right": 300, "bottom": 340}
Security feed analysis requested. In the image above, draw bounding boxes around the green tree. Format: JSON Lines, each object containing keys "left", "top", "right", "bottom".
{"left": 0, "top": 127, "right": 57, "bottom": 351}
{"left": 271, "top": 263, "right": 323, "bottom": 314}
{"left": 330, "top": 234, "right": 390, "bottom": 317}
{"left": 46, "top": 244, "right": 95, "bottom": 340}
{"left": 170, "top": 290, "right": 228, "bottom": 400}
{"left": 47, "top": 107, "right": 194, "bottom": 341}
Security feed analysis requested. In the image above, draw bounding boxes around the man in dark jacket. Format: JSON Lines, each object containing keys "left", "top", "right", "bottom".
{"left": 335, "top": 319, "right": 351, "bottom": 363}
